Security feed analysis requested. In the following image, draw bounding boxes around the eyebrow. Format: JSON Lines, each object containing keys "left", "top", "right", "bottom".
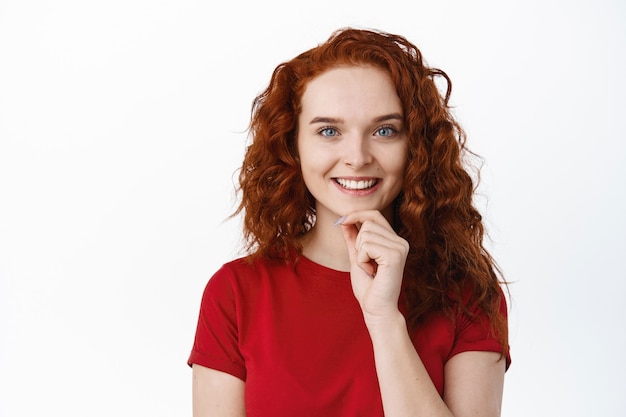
{"left": 309, "top": 117, "right": 343, "bottom": 125}
{"left": 309, "top": 113, "right": 403, "bottom": 125}
{"left": 374, "top": 113, "right": 403, "bottom": 123}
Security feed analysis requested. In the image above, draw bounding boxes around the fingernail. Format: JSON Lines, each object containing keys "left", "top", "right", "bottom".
{"left": 333, "top": 216, "right": 346, "bottom": 226}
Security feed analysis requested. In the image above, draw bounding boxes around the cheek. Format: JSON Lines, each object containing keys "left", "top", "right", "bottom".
{"left": 299, "top": 142, "right": 334, "bottom": 172}
{"left": 298, "top": 151, "right": 317, "bottom": 178}
{"left": 298, "top": 148, "right": 321, "bottom": 185}
{"left": 384, "top": 144, "right": 409, "bottom": 175}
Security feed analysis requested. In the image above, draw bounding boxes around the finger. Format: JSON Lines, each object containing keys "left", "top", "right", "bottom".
{"left": 339, "top": 210, "right": 394, "bottom": 232}
{"left": 356, "top": 238, "right": 408, "bottom": 270}
{"left": 339, "top": 222, "right": 359, "bottom": 264}
{"left": 354, "top": 223, "right": 397, "bottom": 251}
{"left": 340, "top": 223, "right": 377, "bottom": 277}
{"left": 355, "top": 245, "right": 377, "bottom": 277}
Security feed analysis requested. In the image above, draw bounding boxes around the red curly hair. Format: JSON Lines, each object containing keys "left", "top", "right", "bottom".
{"left": 235, "top": 28, "right": 508, "bottom": 354}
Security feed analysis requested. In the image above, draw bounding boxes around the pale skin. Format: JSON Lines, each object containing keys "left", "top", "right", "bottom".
{"left": 192, "top": 66, "right": 506, "bottom": 416}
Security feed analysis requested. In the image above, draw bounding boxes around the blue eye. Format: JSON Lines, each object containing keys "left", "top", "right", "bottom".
{"left": 375, "top": 126, "right": 397, "bottom": 137}
{"left": 319, "top": 127, "right": 339, "bottom": 137}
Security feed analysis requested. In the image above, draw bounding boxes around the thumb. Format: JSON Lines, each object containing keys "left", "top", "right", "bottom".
{"left": 339, "top": 222, "right": 359, "bottom": 264}
{"left": 339, "top": 222, "right": 376, "bottom": 277}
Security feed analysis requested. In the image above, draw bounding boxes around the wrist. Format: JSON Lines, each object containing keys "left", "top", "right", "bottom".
{"left": 363, "top": 309, "right": 406, "bottom": 337}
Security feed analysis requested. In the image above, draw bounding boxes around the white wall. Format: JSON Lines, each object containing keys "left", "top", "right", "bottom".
{"left": 1, "top": 0, "right": 624, "bottom": 415}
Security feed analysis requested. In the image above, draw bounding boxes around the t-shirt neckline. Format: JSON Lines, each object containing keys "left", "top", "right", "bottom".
{"left": 296, "top": 255, "right": 351, "bottom": 280}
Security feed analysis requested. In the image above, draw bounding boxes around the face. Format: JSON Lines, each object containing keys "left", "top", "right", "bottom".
{"left": 297, "top": 65, "right": 407, "bottom": 223}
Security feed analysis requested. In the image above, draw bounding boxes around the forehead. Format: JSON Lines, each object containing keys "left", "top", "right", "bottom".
{"left": 299, "top": 66, "right": 403, "bottom": 117}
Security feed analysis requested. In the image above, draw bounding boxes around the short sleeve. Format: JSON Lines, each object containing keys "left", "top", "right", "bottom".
{"left": 448, "top": 289, "right": 511, "bottom": 369}
{"left": 187, "top": 266, "right": 247, "bottom": 380}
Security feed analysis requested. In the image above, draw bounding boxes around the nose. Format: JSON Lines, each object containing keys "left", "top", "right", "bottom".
{"left": 342, "top": 134, "right": 373, "bottom": 169}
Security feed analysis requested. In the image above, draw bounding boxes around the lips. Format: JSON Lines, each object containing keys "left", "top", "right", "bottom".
{"left": 334, "top": 178, "right": 379, "bottom": 190}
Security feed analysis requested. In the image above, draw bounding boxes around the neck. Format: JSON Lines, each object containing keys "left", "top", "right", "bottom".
{"left": 300, "top": 213, "right": 351, "bottom": 272}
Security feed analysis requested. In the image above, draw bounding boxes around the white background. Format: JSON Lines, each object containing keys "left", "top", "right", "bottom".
{"left": 1, "top": 0, "right": 625, "bottom": 416}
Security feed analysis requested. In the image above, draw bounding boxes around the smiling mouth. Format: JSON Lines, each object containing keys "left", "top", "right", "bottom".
{"left": 334, "top": 178, "right": 379, "bottom": 190}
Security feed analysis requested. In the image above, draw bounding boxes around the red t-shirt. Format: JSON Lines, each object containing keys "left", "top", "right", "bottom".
{"left": 188, "top": 255, "right": 509, "bottom": 416}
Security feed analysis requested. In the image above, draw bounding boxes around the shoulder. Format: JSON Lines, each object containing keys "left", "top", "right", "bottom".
{"left": 205, "top": 254, "right": 295, "bottom": 292}
{"left": 218, "top": 255, "right": 294, "bottom": 277}
{"left": 449, "top": 283, "right": 510, "bottom": 368}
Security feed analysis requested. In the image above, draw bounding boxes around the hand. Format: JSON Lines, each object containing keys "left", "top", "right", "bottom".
{"left": 338, "top": 210, "right": 409, "bottom": 325}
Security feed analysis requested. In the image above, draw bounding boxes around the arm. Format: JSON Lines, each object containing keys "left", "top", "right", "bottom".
{"left": 339, "top": 210, "right": 505, "bottom": 417}
{"left": 192, "top": 364, "right": 246, "bottom": 417}
{"left": 367, "top": 313, "right": 505, "bottom": 417}
{"left": 444, "top": 351, "right": 505, "bottom": 416}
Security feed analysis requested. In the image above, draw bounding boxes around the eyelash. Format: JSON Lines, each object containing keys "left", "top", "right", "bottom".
{"left": 316, "top": 125, "right": 399, "bottom": 138}
{"left": 317, "top": 126, "right": 339, "bottom": 137}
{"left": 374, "top": 125, "right": 398, "bottom": 137}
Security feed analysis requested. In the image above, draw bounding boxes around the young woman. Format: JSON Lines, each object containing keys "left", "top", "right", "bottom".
{"left": 189, "top": 28, "right": 511, "bottom": 417}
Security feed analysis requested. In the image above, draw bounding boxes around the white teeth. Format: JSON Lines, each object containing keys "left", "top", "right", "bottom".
{"left": 336, "top": 178, "right": 377, "bottom": 190}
